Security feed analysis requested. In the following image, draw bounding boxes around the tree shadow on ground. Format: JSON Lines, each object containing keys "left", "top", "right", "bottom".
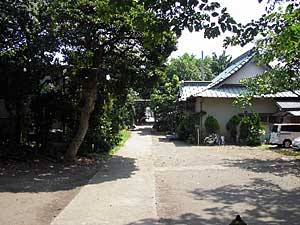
{"left": 0, "top": 154, "right": 138, "bottom": 193}
{"left": 88, "top": 155, "right": 137, "bottom": 184}
{"left": 124, "top": 213, "right": 234, "bottom": 225}
{"left": 223, "top": 157, "right": 300, "bottom": 177}
{"left": 190, "top": 178, "right": 300, "bottom": 225}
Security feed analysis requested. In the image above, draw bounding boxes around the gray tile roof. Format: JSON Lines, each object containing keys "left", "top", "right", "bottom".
{"left": 276, "top": 101, "right": 300, "bottom": 109}
{"left": 192, "top": 86, "right": 247, "bottom": 98}
{"left": 206, "top": 49, "right": 254, "bottom": 89}
{"left": 267, "top": 91, "right": 300, "bottom": 98}
{"left": 273, "top": 111, "right": 300, "bottom": 116}
{"left": 178, "top": 49, "right": 300, "bottom": 101}
{"left": 179, "top": 82, "right": 300, "bottom": 101}
{"left": 179, "top": 81, "right": 210, "bottom": 101}
{"left": 289, "top": 111, "right": 300, "bottom": 116}
{"left": 179, "top": 85, "right": 247, "bottom": 100}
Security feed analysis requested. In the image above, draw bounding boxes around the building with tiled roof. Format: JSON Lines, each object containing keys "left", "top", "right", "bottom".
{"left": 178, "top": 49, "right": 300, "bottom": 142}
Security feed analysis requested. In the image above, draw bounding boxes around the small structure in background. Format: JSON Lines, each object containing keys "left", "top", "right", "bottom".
{"left": 133, "top": 99, "right": 154, "bottom": 124}
{"left": 273, "top": 101, "right": 300, "bottom": 123}
{"left": 145, "top": 106, "right": 155, "bottom": 122}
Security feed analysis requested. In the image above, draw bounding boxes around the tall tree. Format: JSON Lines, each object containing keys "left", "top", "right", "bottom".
{"left": 1, "top": 0, "right": 240, "bottom": 160}
{"left": 0, "top": 0, "right": 57, "bottom": 148}
{"left": 166, "top": 51, "right": 232, "bottom": 81}
{"left": 210, "top": 51, "right": 232, "bottom": 75}
{"left": 49, "top": 0, "right": 240, "bottom": 161}
{"left": 49, "top": 0, "right": 178, "bottom": 161}
{"left": 166, "top": 53, "right": 213, "bottom": 81}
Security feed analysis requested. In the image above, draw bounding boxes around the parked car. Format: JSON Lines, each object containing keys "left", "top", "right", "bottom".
{"left": 270, "top": 123, "right": 300, "bottom": 148}
{"left": 292, "top": 136, "right": 300, "bottom": 149}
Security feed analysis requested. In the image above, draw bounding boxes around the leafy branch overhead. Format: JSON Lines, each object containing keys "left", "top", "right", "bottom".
{"left": 142, "top": 0, "right": 240, "bottom": 38}
{"left": 1, "top": 0, "right": 244, "bottom": 160}
{"left": 225, "top": 1, "right": 300, "bottom": 99}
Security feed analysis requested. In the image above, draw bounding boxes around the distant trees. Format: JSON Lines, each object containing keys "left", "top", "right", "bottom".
{"left": 210, "top": 51, "right": 232, "bottom": 75}
{"left": 166, "top": 54, "right": 208, "bottom": 81}
{"left": 166, "top": 51, "right": 232, "bottom": 81}
{"left": 150, "top": 51, "right": 231, "bottom": 132}
{"left": 150, "top": 74, "right": 180, "bottom": 132}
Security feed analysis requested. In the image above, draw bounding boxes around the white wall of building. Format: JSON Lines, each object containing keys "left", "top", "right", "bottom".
{"left": 195, "top": 97, "right": 277, "bottom": 139}
{"left": 221, "top": 60, "right": 267, "bottom": 85}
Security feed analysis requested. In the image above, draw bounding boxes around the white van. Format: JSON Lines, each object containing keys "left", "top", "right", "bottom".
{"left": 270, "top": 123, "right": 300, "bottom": 147}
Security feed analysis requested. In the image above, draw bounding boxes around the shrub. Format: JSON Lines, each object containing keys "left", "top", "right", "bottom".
{"left": 78, "top": 92, "right": 133, "bottom": 155}
{"left": 239, "top": 113, "right": 263, "bottom": 146}
{"left": 176, "top": 116, "right": 197, "bottom": 142}
{"left": 154, "top": 110, "right": 180, "bottom": 132}
{"left": 239, "top": 120, "right": 249, "bottom": 143}
{"left": 226, "top": 115, "right": 241, "bottom": 143}
{"left": 204, "top": 115, "right": 220, "bottom": 135}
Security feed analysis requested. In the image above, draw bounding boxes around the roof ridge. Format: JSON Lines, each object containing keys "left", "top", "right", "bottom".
{"left": 207, "top": 52, "right": 254, "bottom": 89}
{"left": 181, "top": 80, "right": 211, "bottom": 83}
{"left": 190, "top": 50, "right": 255, "bottom": 97}
{"left": 228, "top": 48, "right": 254, "bottom": 66}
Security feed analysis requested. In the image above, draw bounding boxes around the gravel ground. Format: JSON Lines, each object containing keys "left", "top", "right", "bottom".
{"left": 0, "top": 159, "right": 101, "bottom": 225}
{"left": 2, "top": 127, "right": 300, "bottom": 225}
{"left": 150, "top": 134, "right": 300, "bottom": 225}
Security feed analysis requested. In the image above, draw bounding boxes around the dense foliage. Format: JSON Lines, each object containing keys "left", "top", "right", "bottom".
{"left": 226, "top": 115, "right": 242, "bottom": 144}
{"left": 166, "top": 51, "right": 231, "bottom": 81}
{"left": 150, "top": 51, "right": 231, "bottom": 133}
{"left": 226, "top": 1, "right": 300, "bottom": 100}
{"left": 151, "top": 74, "right": 180, "bottom": 132}
{"left": 81, "top": 92, "right": 135, "bottom": 155}
{"left": 176, "top": 115, "right": 198, "bottom": 143}
{"left": 0, "top": 0, "right": 241, "bottom": 160}
{"left": 239, "top": 114, "right": 263, "bottom": 146}
{"left": 204, "top": 115, "right": 220, "bottom": 135}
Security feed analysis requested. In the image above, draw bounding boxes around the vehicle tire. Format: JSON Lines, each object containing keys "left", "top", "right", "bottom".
{"left": 283, "top": 140, "right": 292, "bottom": 148}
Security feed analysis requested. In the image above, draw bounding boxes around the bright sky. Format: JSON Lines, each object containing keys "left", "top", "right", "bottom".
{"left": 170, "top": 0, "right": 268, "bottom": 60}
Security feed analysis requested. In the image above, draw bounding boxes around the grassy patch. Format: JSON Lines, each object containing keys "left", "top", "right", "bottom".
{"left": 260, "top": 144, "right": 300, "bottom": 157}
{"left": 84, "top": 130, "right": 131, "bottom": 160}
{"left": 109, "top": 129, "right": 131, "bottom": 155}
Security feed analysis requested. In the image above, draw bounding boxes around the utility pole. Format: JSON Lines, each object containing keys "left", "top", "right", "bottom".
{"left": 200, "top": 51, "right": 204, "bottom": 145}
{"left": 201, "top": 50, "right": 205, "bottom": 81}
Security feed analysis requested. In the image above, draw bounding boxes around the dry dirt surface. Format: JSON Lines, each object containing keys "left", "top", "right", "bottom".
{"left": 2, "top": 127, "right": 300, "bottom": 225}
{"left": 0, "top": 158, "right": 101, "bottom": 225}
{"left": 150, "top": 135, "right": 300, "bottom": 225}
{"left": 49, "top": 127, "right": 300, "bottom": 225}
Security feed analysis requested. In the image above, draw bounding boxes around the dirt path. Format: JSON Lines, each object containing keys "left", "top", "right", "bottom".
{"left": 0, "top": 159, "right": 100, "bottom": 225}
{"left": 51, "top": 126, "right": 156, "bottom": 225}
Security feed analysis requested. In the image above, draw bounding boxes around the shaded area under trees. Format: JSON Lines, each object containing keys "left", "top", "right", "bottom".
{"left": 0, "top": 0, "right": 242, "bottom": 161}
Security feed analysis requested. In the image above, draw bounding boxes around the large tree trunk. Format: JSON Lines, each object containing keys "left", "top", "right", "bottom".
{"left": 65, "top": 74, "right": 98, "bottom": 162}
